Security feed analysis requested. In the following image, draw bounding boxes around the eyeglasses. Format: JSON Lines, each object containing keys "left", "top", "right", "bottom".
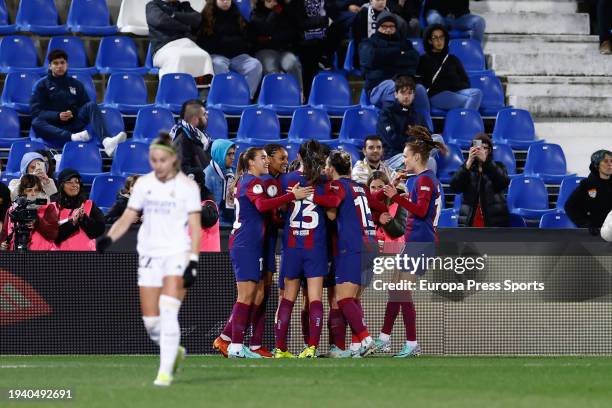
{"left": 64, "top": 179, "right": 80, "bottom": 185}
{"left": 379, "top": 24, "right": 396, "bottom": 29}
{"left": 431, "top": 35, "right": 445, "bottom": 41}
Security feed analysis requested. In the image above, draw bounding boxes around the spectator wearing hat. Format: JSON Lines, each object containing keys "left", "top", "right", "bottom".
{"left": 52, "top": 169, "right": 106, "bottom": 251}
{"left": 565, "top": 150, "right": 612, "bottom": 235}
{"left": 359, "top": 11, "right": 429, "bottom": 112}
{"left": 8, "top": 152, "right": 57, "bottom": 201}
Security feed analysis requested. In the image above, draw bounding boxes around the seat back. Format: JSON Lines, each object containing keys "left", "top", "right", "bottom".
{"left": 47, "top": 36, "right": 90, "bottom": 68}
{"left": 133, "top": 107, "right": 175, "bottom": 141}
{"left": 438, "top": 209, "right": 458, "bottom": 227}
{"left": 16, "top": 0, "right": 61, "bottom": 26}
{"left": 507, "top": 176, "right": 550, "bottom": 212}
{"left": 155, "top": 73, "right": 199, "bottom": 109}
{"left": 308, "top": 73, "right": 352, "bottom": 107}
{"left": 0, "top": 35, "right": 39, "bottom": 70}
{"left": 0, "top": 72, "right": 41, "bottom": 108}
{"left": 236, "top": 107, "right": 280, "bottom": 141}
{"left": 442, "top": 108, "right": 484, "bottom": 143}
{"left": 258, "top": 73, "right": 301, "bottom": 107}
{"left": 57, "top": 141, "right": 102, "bottom": 174}
{"left": 0, "top": 107, "right": 21, "bottom": 139}
{"left": 449, "top": 38, "right": 486, "bottom": 72}
{"left": 524, "top": 143, "right": 567, "bottom": 177}
{"left": 111, "top": 141, "right": 152, "bottom": 176}
{"left": 89, "top": 174, "right": 126, "bottom": 209}
{"left": 338, "top": 107, "right": 378, "bottom": 144}
{"left": 207, "top": 72, "right": 251, "bottom": 106}
{"left": 206, "top": 107, "right": 228, "bottom": 140}
{"left": 556, "top": 175, "right": 584, "bottom": 210}
{"left": 67, "top": 0, "right": 112, "bottom": 28}
{"left": 435, "top": 143, "right": 464, "bottom": 180}
{"left": 492, "top": 109, "right": 536, "bottom": 143}
{"left": 492, "top": 143, "right": 516, "bottom": 175}
{"left": 469, "top": 72, "right": 505, "bottom": 111}
{"left": 539, "top": 211, "right": 576, "bottom": 229}
{"left": 288, "top": 107, "right": 331, "bottom": 141}
{"left": 69, "top": 73, "right": 96, "bottom": 102}
{"left": 100, "top": 107, "right": 125, "bottom": 136}
{"left": 104, "top": 73, "right": 148, "bottom": 106}
{"left": 409, "top": 38, "right": 424, "bottom": 55}
{"left": 95, "top": 36, "right": 141, "bottom": 72}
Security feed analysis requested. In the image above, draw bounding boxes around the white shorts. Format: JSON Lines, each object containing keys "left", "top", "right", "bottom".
{"left": 137, "top": 252, "right": 188, "bottom": 287}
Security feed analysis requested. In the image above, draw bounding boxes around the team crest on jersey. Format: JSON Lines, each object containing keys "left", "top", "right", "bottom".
{"left": 267, "top": 184, "right": 278, "bottom": 197}
{"left": 588, "top": 188, "right": 597, "bottom": 198}
{"left": 69, "top": 86, "right": 77, "bottom": 95}
{"left": 253, "top": 184, "right": 263, "bottom": 194}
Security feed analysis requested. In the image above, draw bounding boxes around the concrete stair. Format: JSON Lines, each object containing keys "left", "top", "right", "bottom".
{"left": 472, "top": 0, "right": 577, "bottom": 14}
{"left": 479, "top": 12, "right": 590, "bottom": 35}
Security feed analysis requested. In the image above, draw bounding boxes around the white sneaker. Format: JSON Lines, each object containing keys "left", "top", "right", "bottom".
{"left": 102, "top": 131, "right": 127, "bottom": 157}
{"left": 71, "top": 130, "right": 90, "bottom": 142}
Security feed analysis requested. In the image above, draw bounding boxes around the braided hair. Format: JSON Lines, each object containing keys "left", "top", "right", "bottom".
{"left": 405, "top": 125, "right": 447, "bottom": 163}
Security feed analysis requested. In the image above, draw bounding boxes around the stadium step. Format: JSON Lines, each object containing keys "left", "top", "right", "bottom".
{"left": 489, "top": 52, "right": 612, "bottom": 77}
{"left": 478, "top": 12, "right": 590, "bottom": 35}
{"left": 472, "top": 0, "right": 577, "bottom": 14}
{"left": 484, "top": 34, "right": 599, "bottom": 56}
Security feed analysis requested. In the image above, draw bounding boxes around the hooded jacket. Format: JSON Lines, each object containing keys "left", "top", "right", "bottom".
{"left": 449, "top": 156, "right": 510, "bottom": 227}
{"left": 204, "top": 139, "right": 236, "bottom": 225}
{"left": 146, "top": 0, "right": 202, "bottom": 55}
{"left": 565, "top": 172, "right": 612, "bottom": 229}
{"left": 197, "top": 5, "right": 251, "bottom": 58}
{"left": 30, "top": 72, "right": 90, "bottom": 123}
{"left": 359, "top": 11, "right": 419, "bottom": 93}
{"left": 417, "top": 24, "right": 470, "bottom": 97}
{"left": 248, "top": 1, "right": 300, "bottom": 52}
{"left": 8, "top": 152, "right": 58, "bottom": 201}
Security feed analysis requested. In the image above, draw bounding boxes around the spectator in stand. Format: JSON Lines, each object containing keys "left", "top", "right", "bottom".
{"left": 565, "top": 150, "right": 612, "bottom": 235}
{"left": 204, "top": 139, "right": 236, "bottom": 226}
{"left": 146, "top": 0, "right": 214, "bottom": 83}
{"left": 417, "top": 24, "right": 482, "bottom": 111}
{"left": 198, "top": 0, "right": 263, "bottom": 99}
{"left": 387, "top": 0, "right": 421, "bottom": 37}
{"left": 105, "top": 175, "right": 140, "bottom": 224}
{"left": 35, "top": 149, "right": 57, "bottom": 180}
{"left": 376, "top": 76, "right": 429, "bottom": 169}
{"left": 449, "top": 134, "right": 510, "bottom": 227}
{"left": 352, "top": 135, "right": 395, "bottom": 185}
{"left": 249, "top": 0, "right": 304, "bottom": 97}
{"left": 424, "top": 0, "right": 486, "bottom": 43}
{"left": 30, "top": 50, "right": 127, "bottom": 154}
{"left": 171, "top": 99, "right": 213, "bottom": 182}
{"left": 351, "top": 0, "right": 411, "bottom": 70}
{"left": 359, "top": 12, "right": 429, "bottom": 111}
{"left": 0, "top": 174, "right": 58, "bottom": 251}
{"left": 52, "top": 169, "right": 106, "bottom": 251}
{"left": 8, "top": 152, "right": 58, "bottom": 201}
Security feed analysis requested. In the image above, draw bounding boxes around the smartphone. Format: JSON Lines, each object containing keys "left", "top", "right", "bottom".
{"left": 473, "top": 140, "right": 483, "bottom": 148}
{"left": 34, "top": 161, "right": 45, "bottom": 173}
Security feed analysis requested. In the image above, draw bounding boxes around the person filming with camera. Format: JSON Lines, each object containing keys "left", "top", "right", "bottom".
{"left": 449, "top": 133, "right": 510, "bottom": 227}
{"left": 0, "top": 174, "right": 58, "bottom": 251}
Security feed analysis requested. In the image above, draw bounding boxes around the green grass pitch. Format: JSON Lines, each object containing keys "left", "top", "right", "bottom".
{"left": 1, "top": 356, "right": 611, "bottom": 408}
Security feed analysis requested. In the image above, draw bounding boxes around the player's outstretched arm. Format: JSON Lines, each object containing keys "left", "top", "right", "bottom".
{"left": 96, "top": 208, "right": 140, "bottom": 252}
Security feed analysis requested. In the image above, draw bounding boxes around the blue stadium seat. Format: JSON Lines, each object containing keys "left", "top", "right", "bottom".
{"left": 453, "top": 192, "right": 462, "bottom": 211}
{"left": 89, "top": 174, "right": 126, "bottom": 214}
{"left": 0, "top": 174, "right": 18, "bottom": 185}
{"left": 438, "top": 208, "right": 459, "bottom": 227}
{"left": 359, "top": 88, "right": 373, "bottom": 107}
{"left": 0, "top": 0, "right": 16, "bottom": 34}
{"left": 0, "top": 72, "right": 41, "bottom": 113}
{"left": 442, "top": 108, "right": 484, "bottom": 148}
{"left": 206, "top": 72, "right": 255, "bottom": 115}
{"left": 438, "top": 185, "right": 446, "bottom": 209}
{"left": 4, "top": 140, "right": 46, "bottom": 177}
{"left": 47, "top": 36, "right": 96, "bottom": 75}
{"left": 56, "top": 142, "right": 102, "bottom": 183}
{"left": 206, "top": 107, "right": 228, "bottom": 140}
{"left": 95, "top": 36, "right": 148, "bottom": 75}
{"left": 324, "top": 141, "right": 362, "bottom": 164}
{"left": 308, "top": 72, "right": 359, "bottom": 115}
{"left": 103, "top": 73, "right": 152, "bottom": 114}
{"left": 506, "top": 176, "right": 555, "bottom": 220}
{"left": 556, "top": 175, "right": 584, "bottom": 210}
{"left": 145, "top": 43, "right": 159, "bottom": 75}
{"left": 281, "top": 141, "right": 301, "bottom": 163}
{"left": 257, "top": 73, "right": 302, "bottom": 115}
{"left": 0, "top": 107, "right": 22, "bottom": 148}
{"left": 15, "top": 0, "right": 67, "bottom": 35}
{"left": 539, "top": 211, "right": 576, "bottom": 229}
{"left": 338, "top": 107, "right": 378, "bottom": 146}
{"left": 236, "top": 107, "right": 280, "bottom": 143}
{"left": 234, "top": 0, "right": 251, "bottom": 20}
{"left": 409, "top": 38, "right": 425, "bottom": 55}
{"left": 343, "top": 40, "right": 362, "bottom": 77}
{"left": 491, "top": 108, "right": 544, "bottom": 149}
{"left": 111, "top": 141, "right": 152, "bottom": 176}
{"left": 67, "top": 0, "right": 118, "bottom": 35}
{"left": 448, "top": 29, "right": 470, "bottom": 39}
{"left": 468, "top": 72, "right": 509, "bottom": 117}
{"left": 155, "top": 73, "right": 199, "bottom": 113}
{"left": 509, "top": 213, "right": 527, "bottom": 227}
{"left": 288, "top": 107, "right": 332, "bottom": 143}
{"left": 69, "top": 73, "right": 97, "bottom": 102}
{"left": 449, "top": 39, "right": 487, "bottom": 73}
{"left": 0, "top": 35, "right": 43, "bottom": 74}
{"left": 492, "top": 143, "right": 517, "bottom": 176}
{"left": 523, "top": 143, "right": 574, "bottom": 184}
{"left": 416, "top": 108, "right": 434, "bottom": 132}
{"left": 435, "top": 143, "right": 464, "bottom": 183}
{"left": 99, "top": 107, "right": 125, "bottom": 138}
{"left": 133, "top": 107, "right": 175, "bottom": 141}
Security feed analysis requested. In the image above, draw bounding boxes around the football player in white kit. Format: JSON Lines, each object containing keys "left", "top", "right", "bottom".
{"left": 97, "top": 133, "right": 202, "bottom": 386}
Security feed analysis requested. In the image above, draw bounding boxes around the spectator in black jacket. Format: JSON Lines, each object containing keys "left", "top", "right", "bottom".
{"left": 249, "top": 0, "right": 303, "bottom": 96}
{"left": 449, "top": 134, "right": 510, "bottom": 227}
{"left": 146, "top": 0, "right": 214, "bottom": 82}
{"left": 359, "top": 12, "right": 429, "bottom": 111}
{"left": 417, "top": 24, "right": 482, "bottom": 111}
{"left": 171, "top": 99, "right": 213, "bottom": 183}
{"left": 376, "top": 76, "right": 429, "bottom": 168}
{"left": 198, "top": 0, "right": 263, "bottom": 99}
{"left": 425, "top": 0, "right": 485, "bottom": 43}
{"left": 565, "top": 150, "right": 612, "bottom": 234}
{"left": 30, "top": 49, "right": 127, "bottom": 154}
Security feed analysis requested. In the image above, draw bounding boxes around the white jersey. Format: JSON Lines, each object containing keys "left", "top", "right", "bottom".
{"left": 128, "top": 171, "right": 201, "bottom": 257}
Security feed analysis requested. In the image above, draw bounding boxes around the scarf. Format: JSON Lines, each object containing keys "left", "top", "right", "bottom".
{"left": 211, "top": 160, "right": 235, "bottom": 210}
{"left": 169, "top": 119, "right": 211, "bottom": 151}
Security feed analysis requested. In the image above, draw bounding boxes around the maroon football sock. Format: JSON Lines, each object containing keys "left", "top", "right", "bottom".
{"left": 328, "top": 308, "right": 346, "bottom": 349}
{"left": 381, "top": 301, "right": 401, "bottom": 335}
{"left": 400, "top": 301, "right": 417, "bottom": 341}
{"left": 274, "top": 298, "right": 294, "bottom": 351}
{"left": 307, "top": 301, "right": 323, "bottom": 347}
{"left": 230, "top": 302, "right": 251, "bottom": 345}
{"left": 338, "top": 298, "right": 369, "bottom": 341}
{"left": 301, "top": 306, "right": 310, "bottom": 345}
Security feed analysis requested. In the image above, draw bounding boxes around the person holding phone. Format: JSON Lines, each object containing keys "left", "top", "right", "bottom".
{"left": 8, "top": 152, "right": 58, "bottom": 201}
{"left": 449, "top": 133, "right": 510, "bottom": 227}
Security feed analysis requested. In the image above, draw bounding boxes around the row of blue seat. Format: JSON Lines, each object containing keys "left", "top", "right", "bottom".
{"left": 438, "top": 208, "right": 577, "bottom": 229}
{"left": 0, "top": 0, "right": 116, "bottom": 36}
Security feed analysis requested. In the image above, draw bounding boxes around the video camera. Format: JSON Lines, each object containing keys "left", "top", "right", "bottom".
{"left": 7, "top": 197, "right": 47, "bottom": 251}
